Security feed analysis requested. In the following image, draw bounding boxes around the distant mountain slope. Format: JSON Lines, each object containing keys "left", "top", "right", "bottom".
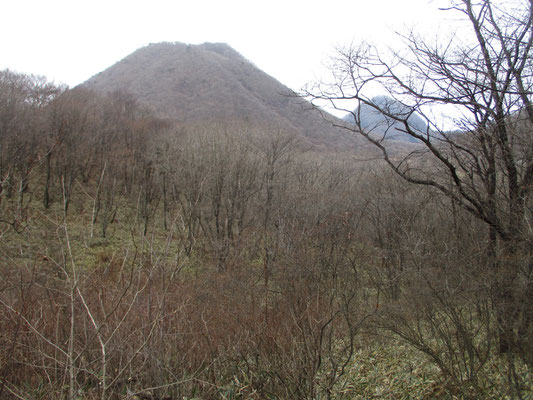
{"left": 343, "top": 96, "right": 429, "bottom": 143}
{"left": 83, "top": 42, "right": 362, "bottom": 150}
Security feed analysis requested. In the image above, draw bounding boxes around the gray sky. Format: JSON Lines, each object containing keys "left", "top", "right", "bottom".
{"left": 1, "top": 0, "right": 450, "bottom": 92}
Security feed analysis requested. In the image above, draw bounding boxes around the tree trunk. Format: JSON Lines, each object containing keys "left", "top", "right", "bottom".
{"left": 44, "top": 151, "right": 52, "bottom": 209}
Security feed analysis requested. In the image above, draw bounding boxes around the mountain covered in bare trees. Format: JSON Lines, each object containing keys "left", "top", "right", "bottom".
{"left": 83, "top": 42, "right": 361, "bottom": 150}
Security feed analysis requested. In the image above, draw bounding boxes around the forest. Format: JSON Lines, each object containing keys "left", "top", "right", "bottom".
{"left": 1, "top": 0, "right": 532, "bottom": 399}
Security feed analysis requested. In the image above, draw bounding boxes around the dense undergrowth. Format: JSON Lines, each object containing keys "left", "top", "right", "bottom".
{"left": 1, "top": 70, "right": 532, "bottom": 399}
{"left": 1, "top": 145, "right": 531, "bottom": 399}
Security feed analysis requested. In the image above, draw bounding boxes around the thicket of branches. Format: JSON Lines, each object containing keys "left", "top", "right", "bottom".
{"left": 308, "top": 0, "right": 533, "bottom": 389}
{"left": 1, "top": 2, "right": 532, "bottom": 398}
{"left": 0, "top": 63, "right": 531, "bottom": 399}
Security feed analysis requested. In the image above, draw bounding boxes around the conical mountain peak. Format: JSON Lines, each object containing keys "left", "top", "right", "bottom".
{"left": 83, "top": 42, "right": 361, "bottom": 150}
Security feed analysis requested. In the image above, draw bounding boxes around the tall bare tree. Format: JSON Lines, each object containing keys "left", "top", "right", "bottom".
{"left": 309, "top": 0, "right": 533, "bottom": 360}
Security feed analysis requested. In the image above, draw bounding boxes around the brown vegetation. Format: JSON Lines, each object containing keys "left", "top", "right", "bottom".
{"left": 0, "top": 67, "right": 531, "bottom": 399}
{"left": 1, "top": 2, "right": 532, "bottom": 397}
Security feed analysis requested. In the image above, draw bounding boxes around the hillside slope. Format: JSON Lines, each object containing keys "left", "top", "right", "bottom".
{"left": 83, "top": 42, "right": 362, "bottom": 150}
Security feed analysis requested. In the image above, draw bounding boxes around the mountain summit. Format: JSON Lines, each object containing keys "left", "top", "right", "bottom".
{"left": 83, "top": 42, "right": 360, "bottom": 149}
{"left": 343, "top": 96, "right": 428, "bottom": 143}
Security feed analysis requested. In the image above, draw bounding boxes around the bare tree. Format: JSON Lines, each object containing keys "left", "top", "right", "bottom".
{"left": 0, "top": 70, "right": 60, "bottom": 218}
{"left": 46, "top": 88, "right": 104, "bottom": 214}
{"left": 309, "top": 0, "right": 533, "bottom": 361}
{"left": 170, "top": 124, "right": 266, "bottom": 272}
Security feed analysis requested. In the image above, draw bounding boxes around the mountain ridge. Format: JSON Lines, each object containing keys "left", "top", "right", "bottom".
{"left": 83, "top": 41, "right": 363, "bottom": 150}
{"left": 343, "top": 95, "right": 429, "bottom": 143}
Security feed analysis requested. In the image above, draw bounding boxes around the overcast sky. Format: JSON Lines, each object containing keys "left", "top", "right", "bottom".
{"left": 1, "top": 0, "right": 453, "bottom": 92}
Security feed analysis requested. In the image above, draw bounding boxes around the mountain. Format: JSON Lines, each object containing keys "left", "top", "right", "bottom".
{"left": 83, "top": 42, "right": 363, "bottom": 150}
{"left": 343, "top": 96, "right": 429, "bottom": 143}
